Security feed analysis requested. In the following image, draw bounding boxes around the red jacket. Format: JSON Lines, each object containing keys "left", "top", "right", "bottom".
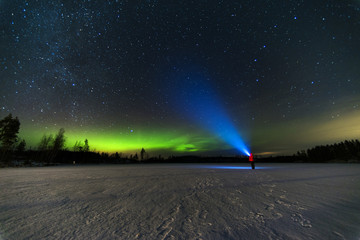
{"left": 249, "top": 153, "right": 254, "bottom": 162}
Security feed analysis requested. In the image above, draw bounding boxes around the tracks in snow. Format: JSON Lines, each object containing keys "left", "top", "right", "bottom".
{"left": 260, "top": 172, "right": 312, "bottom": 229}
{"left": 237, "top": 170, "right": 313, "bottom": 239}
{"left": 153, "top": 175, "right": 220, "bottom": 239}
{"left": 153, "top": 169, "right": 312, "bottom": 239}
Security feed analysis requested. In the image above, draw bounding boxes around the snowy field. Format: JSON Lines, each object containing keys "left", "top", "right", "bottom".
{"left": 1, "top": 163, "right": 359, "bottom": 240}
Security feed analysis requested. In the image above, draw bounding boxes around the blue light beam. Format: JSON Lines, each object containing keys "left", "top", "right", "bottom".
{"left": 172, "top": 72, "right": 250, "bottom": 156}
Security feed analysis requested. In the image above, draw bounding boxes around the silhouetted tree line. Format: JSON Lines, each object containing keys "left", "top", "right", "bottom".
{"left": 0, "top": 114, "right": 21, "bottom": 164}
{"left": 297, "top": 140, "right": 360, "bottom": 162}
{"left": 35, "top": 128, "right": 67, "bottom": 164}
{"left": 1, "top": 113, "right": 359, "bottom": 167}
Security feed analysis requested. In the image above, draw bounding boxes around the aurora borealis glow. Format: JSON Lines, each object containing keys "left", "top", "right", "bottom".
{"left": 1, "top": 1, "right": 360, "bottom": 156}
{"left": 20, "top": 124, "right": 224, "bottom": 154}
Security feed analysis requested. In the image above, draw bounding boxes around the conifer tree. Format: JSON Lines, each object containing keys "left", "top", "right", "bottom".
{"left": 0, "top": 114, "right": 20, "bottom": 151}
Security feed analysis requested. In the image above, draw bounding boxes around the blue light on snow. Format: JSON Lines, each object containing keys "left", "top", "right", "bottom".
{"left": 208, "top": 166, "right": 251, "bottom": 169}
{"left": 194, "top": 165, "right": 271, "bottom": 170}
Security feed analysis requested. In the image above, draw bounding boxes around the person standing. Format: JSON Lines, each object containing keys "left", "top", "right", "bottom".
{"left": 249, "top": 153, "right": 255, "bottom": 169}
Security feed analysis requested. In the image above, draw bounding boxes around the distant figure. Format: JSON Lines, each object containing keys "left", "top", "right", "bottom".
{"left": 249, "top": 153, "right": 255, "bottom": 169}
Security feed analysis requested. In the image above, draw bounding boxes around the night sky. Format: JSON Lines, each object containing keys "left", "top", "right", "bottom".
{"left": 1, "top": 0, "right": 360, "bottom": 156}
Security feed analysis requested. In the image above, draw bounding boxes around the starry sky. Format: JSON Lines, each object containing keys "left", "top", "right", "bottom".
{"left": 1, "top": 0, "right": 360, "bottom": 156}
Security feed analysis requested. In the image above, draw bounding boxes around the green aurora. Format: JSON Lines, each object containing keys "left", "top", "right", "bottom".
{"left": 19, "top": 123, "right": 229, "bottom": 155}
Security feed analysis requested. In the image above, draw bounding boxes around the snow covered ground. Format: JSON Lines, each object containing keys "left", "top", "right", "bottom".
{"left": 1, "top": 163, "right": 359, "bottom": 239}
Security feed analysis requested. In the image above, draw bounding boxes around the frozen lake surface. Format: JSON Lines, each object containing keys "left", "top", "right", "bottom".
{"left": 1, "top": 163, "right": 359, "bottom": 239}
